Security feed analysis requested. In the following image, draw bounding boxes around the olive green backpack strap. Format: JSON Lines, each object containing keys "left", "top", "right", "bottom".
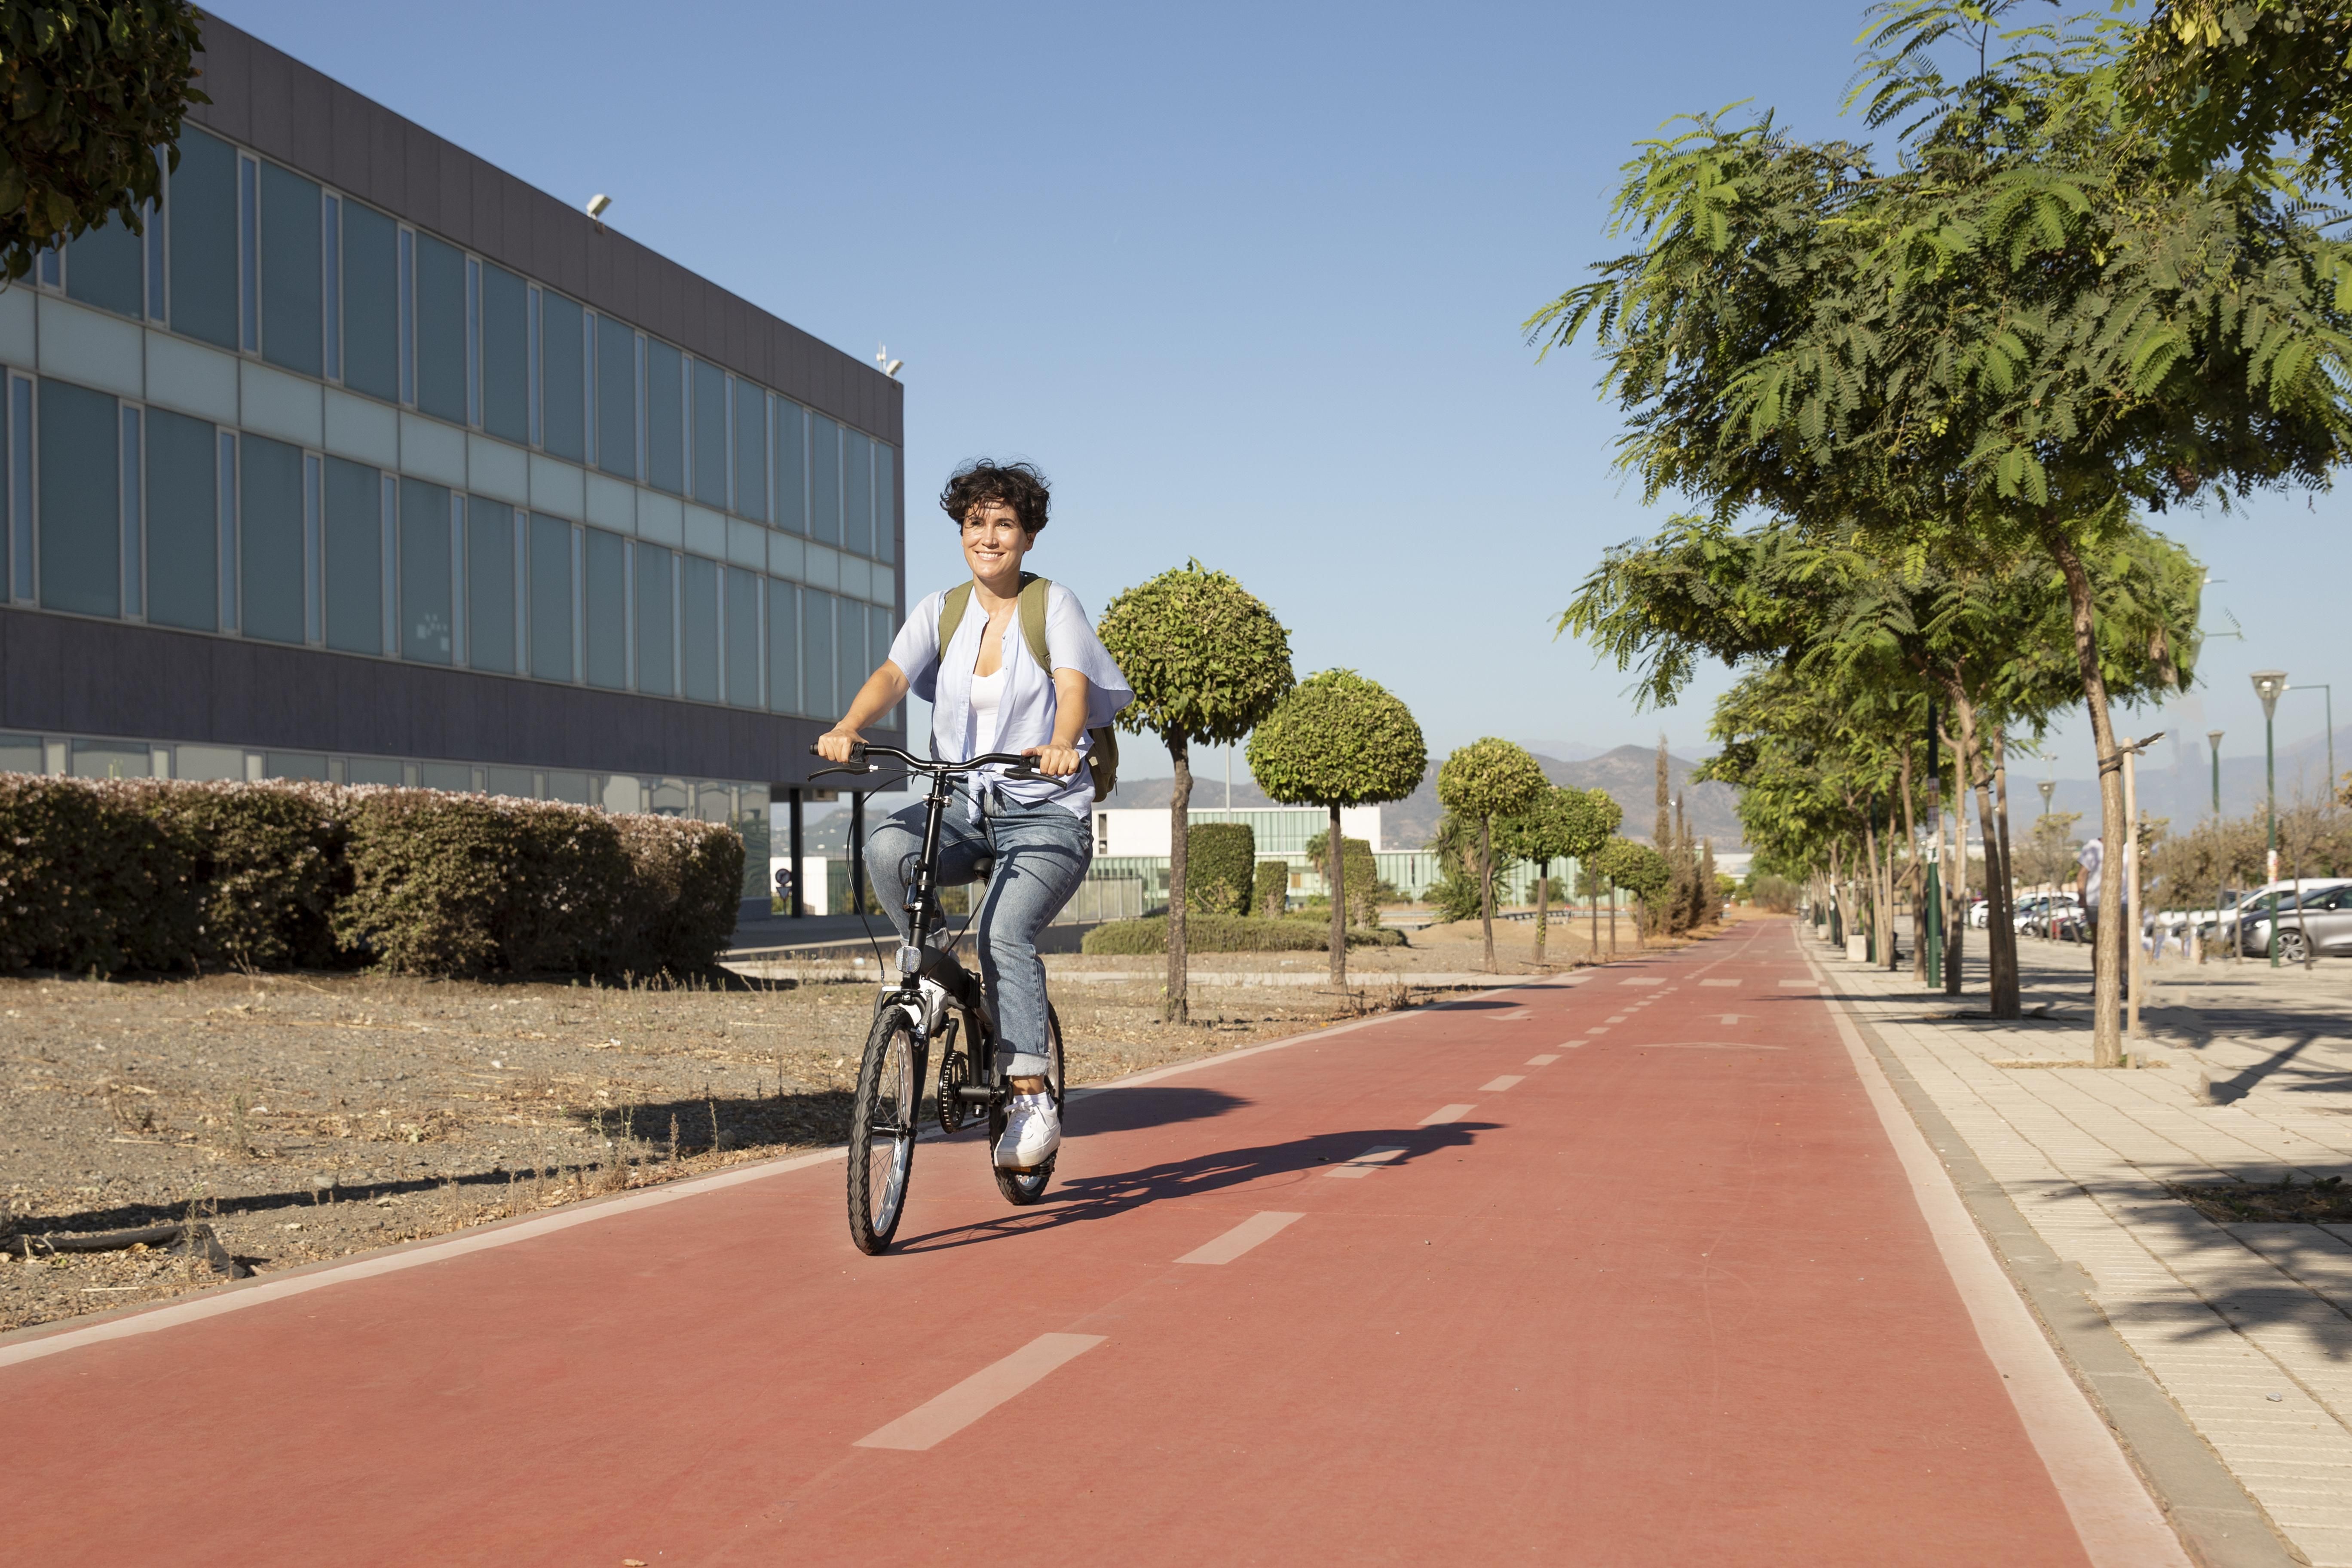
{"left": 935, "top": 580, "right": 977, "bottom": 650}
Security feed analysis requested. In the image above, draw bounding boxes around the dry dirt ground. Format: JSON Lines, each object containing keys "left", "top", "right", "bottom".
{"left": 0, "top": 965, "right": 1435, "bottom": 1334}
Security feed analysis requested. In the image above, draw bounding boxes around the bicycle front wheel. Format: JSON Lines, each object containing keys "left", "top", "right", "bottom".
{"left": 847, "top": 1004, "right": 922, "bottom": 1254}
{"left": 991, "top": 1001, "right": 1066, "bottom": 1207}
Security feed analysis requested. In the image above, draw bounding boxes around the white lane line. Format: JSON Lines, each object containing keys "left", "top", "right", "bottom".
{"left": 1526, "top": 1054, "right": 1560, "bottom": 1066}
{"left": 1494, "top": 1008, "right": 1534, "bottom": 1021}
{"left": 1176, "top": 1211, "right": 1305, "bottom": 1265}
{"left": 1418, "top": 1103, "right": 1475, "bottom": 1126}
{"left": 1327, "top": 1145, "right": 1409, "bottom": 1178}
{"left": 1620, "top": 977, "right": 1662, "bottom": 986}
{"left": 1606, "top": 1014, "right": 1629, "bottom": 1022}
{"left": 1700, "top": 979, "right": 1740, "bottom": 987}
{"left": 1779, "top": 979, "right": 1817, "bottom": 989}
{"left": 853, "top": 1333, "right": 1106, "bottom": 1451}
{"left": 1722, "top": 1014, "right": 1743, "bottom": 1025}
{"left": 1585, "top": 1027, "right": 1609, "bottom": 1036}
{"left": 1479, "top": 1075, "right": 1525, "bottom": 1093}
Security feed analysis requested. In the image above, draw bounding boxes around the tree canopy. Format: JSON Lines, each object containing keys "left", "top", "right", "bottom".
{"left": 1437, "top": 738, "right": 1547, "bottom": 969}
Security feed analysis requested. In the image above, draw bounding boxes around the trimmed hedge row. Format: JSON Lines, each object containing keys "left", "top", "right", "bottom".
{"left": 1081, "top": 914, "right": 1405, "bottom": 955}
{"left": 0, "top": 776, "right": 742, "bottom": 978}
{"left": 1185, "top": 822, "right": 1256, "bottom": 915}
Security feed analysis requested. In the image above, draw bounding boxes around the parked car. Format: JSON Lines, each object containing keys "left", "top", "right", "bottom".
{"left": 2239, "top": 882, "right": 2352, "bottom": 962}
{"left": 2014, "top": 893, "right": 2081, "bottom": 935}
{"left": 2202, "top": 878, "right": 2352, "bottom": 949}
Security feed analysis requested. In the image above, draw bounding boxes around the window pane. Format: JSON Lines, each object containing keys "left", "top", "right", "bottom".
{"left": 645, "top": 340, "right": 683, "bottom": 494}
{"left": 725, "top": 566, "right": 760, "bottom": 707}
{"left": 37, "top": 379, "right": 119, "bottom": 616}
{"left": 690, "top": 359, "right": 726, "bottom": 505}
{"left": 530, "top": 511, "right": 574, "bottom": 680}
{"left": 239, "top": 434, "right": 304, "bottom": 644}
{"left": 801, "top": 588, "right": 835, "bottom": 719}
{"left": 540, "top": 291, "right": 585, "bottom": 460}
{"left": 481, "top": 263, "right": 527, "bottom": 442}
{"left": 836, "top": 599, "right": 866, "bottom": 719}
{"left": 773, "top": 398, "right": 805, "bottom": 534}
{"left": 875, "top": 444, "right": 896, "bottom": 564}
{"left": 399, "top": 477, "right": 453, "bottom": 663}
{"left": 322, "top": 456, "right": 380, "bottom": 653}
{"left": 584, "top": 526, "right": 626, "bottom": 689}
{"left": 145, "top": 408, "right": 216, "bottom": 631}
{"left": 634, "top": 543, "right": 674, "bottom": 693}
{"left": 340, "top": 200, "right": 398, "bottom": 401}
{"left": 732, "top": 379, "right": 766, "bottom": 521}
{"left": 766, "top": 578, "right": 798, "bottom": 714}
{"left": 258, "top": 163, "right": 322, "bottom": 376}
{"left": 414, "top": 234, "right": 466, "bottom": 423}
{"left": 681, "top": 553, "right": 719, "bottom": 701}
{"left": 66, "top": 213, "right": 143, "bottom": 319}
{"left": 594, "top": 315, "right": 636, "bottom": 478}
{"left": 466, "top": 496, "right": 515, "bottom": 672}
{"left": 168, "top": 129, "right": 238, "bottom": 349}
{"left": 808, "top": 413, "right": 840, "bottom": 545}
{"left": 843, "top": 429, "right": 872, "bottom": 557}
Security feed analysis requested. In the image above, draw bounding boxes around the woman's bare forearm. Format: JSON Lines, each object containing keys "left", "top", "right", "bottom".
{"left": 829, "top": 662, "right": 910, "bottom": 738}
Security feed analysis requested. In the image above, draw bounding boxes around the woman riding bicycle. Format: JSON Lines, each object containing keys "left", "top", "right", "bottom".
{"left": 817, "top": 459, "right": 1131, "bottom": 1173}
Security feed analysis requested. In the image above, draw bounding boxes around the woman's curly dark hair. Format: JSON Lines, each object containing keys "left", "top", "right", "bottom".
{"left": 940, "top": 459, "right": 1050, "bottom": 536}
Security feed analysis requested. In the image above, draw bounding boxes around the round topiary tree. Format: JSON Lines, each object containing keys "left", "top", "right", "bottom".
{"left": 1247, "top": 669, "right": 1427, "bottom": 986}
{"left": 1099, "top": 562, "right": 1293, "bottom": 1023}
{"left": 1436, "top": 738, "right": 1547, "bottom": 971}
{"left": 1494, "top": 785, "right": 1620, "bottom": 966}
{"left": 1590, "top": 837, "right": 1671, "bottom": 952}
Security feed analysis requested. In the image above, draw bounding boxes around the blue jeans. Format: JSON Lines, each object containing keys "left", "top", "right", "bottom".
{"left": 862, "top": 793, "right": 1091, "bottom": 1078}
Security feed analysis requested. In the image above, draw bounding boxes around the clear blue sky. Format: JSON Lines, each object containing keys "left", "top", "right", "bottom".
{"left": 216, "top": 0, "right": 2352, "bottom": 793}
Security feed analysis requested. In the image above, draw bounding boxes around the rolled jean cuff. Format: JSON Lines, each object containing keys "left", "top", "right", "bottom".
{"left": 1002, "top": 1050, "right": 1051, "bottom": 1079}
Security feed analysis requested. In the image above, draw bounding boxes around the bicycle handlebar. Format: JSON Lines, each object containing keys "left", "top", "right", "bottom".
{"left": 808, "top": 740, "right": 1049, "bottom": 781}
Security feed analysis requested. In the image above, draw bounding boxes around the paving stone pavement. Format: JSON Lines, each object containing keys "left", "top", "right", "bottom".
{"left": 1816, "top": 930, "right": 2352, "bottom": 1566}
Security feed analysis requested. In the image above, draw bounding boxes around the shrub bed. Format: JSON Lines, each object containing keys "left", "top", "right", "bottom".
{"left": 0, "top": 775, "right": 741, "bottom": 978}
{"left": 1081, "top": 914, "right": 1403, "bottom": 955}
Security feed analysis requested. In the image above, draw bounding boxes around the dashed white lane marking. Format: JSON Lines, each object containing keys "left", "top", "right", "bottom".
{"left": 1327, "top": 1145, "right": 1409, "bottom": 1178}
{"left": 1585, "top": 1027, "right": 1609, "bottom": 1036}
{"left": 1417, "top": 1104, "right": 1476, "bottom": 1126}
{"left": 1721, "top": 1014, "right": 1743, "bottom": 1025}
{"left": 853, "top": 1333, "right": 1106, "bottom": 1451}
{"left": 1479, "top": 1075, "right": 1525, "bottom": 1093}
{"left": 1700, "top": 978, "right": 1740, "bottom": 987}
{"left": 1526, "top": 1054, "right": 1560, "bottom": 1066}
{"left": 1176, "top": 1211, "right": 1305, "bottom": 1265}
{"left": 1620, "top": 977, "right": 1663, "bottom": 986}
{"left": 1779, "top": 979, "right": 1817, "bottom": 989}
{"left": 1606, "top": 1014, "right": 1629, "bottom": 1022}
{"left": 1494, "top": 1008, "right": 1534, "bottom": 1021}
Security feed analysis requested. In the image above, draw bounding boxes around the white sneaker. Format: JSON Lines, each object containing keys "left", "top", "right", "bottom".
{"left": 994, "top": 1093, "right": 1060, "bottom": 1170}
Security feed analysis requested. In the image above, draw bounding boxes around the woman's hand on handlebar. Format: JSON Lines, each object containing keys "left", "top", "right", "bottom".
{"left": 1023, "top": 743, "right": 1082, "bottom": 778}
{"left": 816, "top": 728, "right": 863, "bottom": 764}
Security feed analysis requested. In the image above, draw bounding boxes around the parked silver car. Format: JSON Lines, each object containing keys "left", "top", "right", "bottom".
{"left": 2239, "top": 884, "right": 2352, "bottom": 962}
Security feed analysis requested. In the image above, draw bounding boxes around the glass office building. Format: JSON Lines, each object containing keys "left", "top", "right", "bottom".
{"left": 0, "top": 18, "right": 905, "bottom": 908}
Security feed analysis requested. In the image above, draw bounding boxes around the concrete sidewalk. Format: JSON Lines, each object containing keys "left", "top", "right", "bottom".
{"left": 1815, "top": 928, "right": 2352, "bottom": 1567}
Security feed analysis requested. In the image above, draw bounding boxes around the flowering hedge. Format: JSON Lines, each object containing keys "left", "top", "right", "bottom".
{"left": 0, "top": 775, "right": 742, "bottom": 978}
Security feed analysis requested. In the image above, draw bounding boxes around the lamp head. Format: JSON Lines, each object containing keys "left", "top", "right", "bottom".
{"left": 585, "top": 193, "right": 612, "bottom": 220}
{"left": 2208, "top": 729, "right": 2224, "bottom": 747}
{"left": 2037, "top": 779, "right": 2054, "bottom": 805}
{"left": 2252, "top": 670, "right": 2288, "bottom": 720}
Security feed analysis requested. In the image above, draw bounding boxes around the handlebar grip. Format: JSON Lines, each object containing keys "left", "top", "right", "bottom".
{"left": 807, "top": 739, "right": 867, "bottom": 763}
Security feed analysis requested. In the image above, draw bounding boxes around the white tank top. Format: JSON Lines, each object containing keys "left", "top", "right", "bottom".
{"left": 970, "top": 665, "right": 1007, "bottom": 753}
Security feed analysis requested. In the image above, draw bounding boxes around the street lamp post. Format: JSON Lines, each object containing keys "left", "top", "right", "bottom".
{"left": 2253, "top": 671, "right": 2288, "bottom": 968}
{"left": 2037, "top": 778, "right": 2056, "bottom": 944}
{"left": 2208, "top": 729, "right": 2224, "bottom": 815}
{"left": 2205, "top": 729, "right": 2224, "bottom": 966}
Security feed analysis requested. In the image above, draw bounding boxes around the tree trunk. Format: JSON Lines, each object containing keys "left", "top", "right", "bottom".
{"left": 1326, "top": 802, "right": 1348, "bottom": 989}
{"left": 1534, "top": 858, "right": 1550, "bottom": 964}
{"left": 2046, "top": 528, "right": 2127, "bottom": 1067}
{"left": 1479, "top": 816, "right": 1497, "bottom": 971}
{"left": 1950, "top": 683, "right": 2019, "bottom": 1017}
{"left": 1607, "top": 877, "right": 1617, "bottom": 955}
{"left": 1882, "top": 807, "right": 1900, "bottom": 970}
{"left": 1943, "top": 732, "right": 1967, "bottom": 997}
{"left": 1902, "top": 742, "right": 1926, "bottom": 983}
{"left": 1993, "top": 724, "right": 2020, "bottom": 998}
{"left": 1167, "top": 735, "right": 1192, "bottom": 1025}
{"left": 1863, "top": 812, "right": 1884, "bottom": 966}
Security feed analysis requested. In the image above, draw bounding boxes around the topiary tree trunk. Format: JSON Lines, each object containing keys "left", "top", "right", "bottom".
{"left": 1533, "top": 857, "right": 1551, "bottom": 964}
{"left": 1326, "top": 803, "right": 1347, "bottom": 986}
{"left": 1168, "top": 735, "right": 1192, "bottom": 1020}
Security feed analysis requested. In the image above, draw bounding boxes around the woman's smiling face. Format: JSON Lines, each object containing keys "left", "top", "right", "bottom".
{"left": 961, "top": 501, "right": 1034, "bottom": 583}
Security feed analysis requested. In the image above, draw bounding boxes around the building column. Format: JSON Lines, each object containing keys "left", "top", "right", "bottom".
{"left": 788, "top": 787, "right": 805, "bottom": 918}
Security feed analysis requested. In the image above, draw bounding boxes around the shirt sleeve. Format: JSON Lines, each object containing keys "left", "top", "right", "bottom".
{"left": 1044, "top": 583, "right": 1135, "bottom": 729}
{"left": 888, "top": 593, "right": 944, "bottom": 705}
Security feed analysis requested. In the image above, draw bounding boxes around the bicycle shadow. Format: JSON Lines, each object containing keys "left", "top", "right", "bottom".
{"left": 890, "top": 1091, "right": 1497, "bottom": 1254}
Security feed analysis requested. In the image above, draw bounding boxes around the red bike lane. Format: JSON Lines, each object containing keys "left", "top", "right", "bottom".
{"left": 3, "top": 919, "right": 2168, "bottom": 1564}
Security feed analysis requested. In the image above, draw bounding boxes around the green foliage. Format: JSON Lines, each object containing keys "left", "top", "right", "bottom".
{"left": 1590, "top": 838, "right": 1671, "bottom": 901}
{"left": 1099, "top": 561, "right": 1295, "bottom": 748}
{"left": 1305, "top": 830, "right": 1381, "bottom": 928}
{"left": 1185, "top": 822, "right": 1256, "bottom": 916}
{"left": 1493, "top": 786, "right": 1620, "bottom": 868}
{"left": 1747, "top": 873, "right": 1802, "bottom": 913}
{"left": 1248, "top": 668, "right": 1427, "bottom": 810}
{"left": 0, "top": 0, "right": 206, "bottom": 281}
{"left": 0, "top": 775, "right": 739, "bottom": 977}
{"left": 1080, "top": 915, "right": 1403, "bottom": 955}
{"left": 1253, "top": 858, "right": 1289, "bottom": 917}
{"left": 1435, "top": 738, "right": 1547, "bottom": 823}
{"left": 2128, "top": 0, "right": 2352, "bottom": 187}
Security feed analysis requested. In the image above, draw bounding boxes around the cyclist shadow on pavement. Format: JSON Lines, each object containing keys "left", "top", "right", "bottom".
{"left": 892, "top": 1087, "right": 1498, "bottom": 1254}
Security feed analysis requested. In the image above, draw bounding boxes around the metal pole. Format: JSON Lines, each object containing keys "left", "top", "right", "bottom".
{"left": 788, "top": 787, "right": 805, "bottom": 918}
{"left": 2037, "top": 778, "right": 2055, "bottom": 944}
{"left": 1924, "top": 701, "right": 1943, "bottom": 987}
{"left": 2125, "top": 739, "right": 2143, "bottom": 1035}
{"left": 850, "top": 791, "right": 867, "bottom": 914}
{"left": 2208, "top": 729, "right": 2223, "bottom": 815}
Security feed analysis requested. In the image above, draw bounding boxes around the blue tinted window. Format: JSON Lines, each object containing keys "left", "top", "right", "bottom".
{"left": 633, "top": 542, "right": 673, "bottom": 694}
{"left": 239, "top": 435, "right": 304, "bottom": 645}
{"left": 645, "top": 340, "right": 683, "bottom": 494}
{"left": 38, "top": 380, "right": 119, "bottom": 616}
{"left": 801, "top": 589, "right": 835, "bottom": 717}
{"left": 875, "top": 445, "right": 896, "bottom": 564}
{"left": 732, "top": 380, "right": 766, "bottom": 521}
{"left": 530, "top": 512, "right": 574, "bottom": 681}
{"left": 808, "top": 414, "right": 840, "bottom": 545}
{"left": 681, "top": 553, "right": 719, "bottom": 700}
{"left": 540, "top": 291, "right": 585, "bottom": 461}
{"left": 146, "top": 408, "right": 216, "bottom": 631}
{"left": 773, "top": 399, "right": 805, "bottom": 534}
{"left": 765, "top": 579, "right": 798, "bottom": 714}
{"left": 259, "top": 163, "right": 322, "bottom": 376}
{"left": 481, "top": 263, "right": 527, "bottom": 443}
{"left": 691, "top": 359, "right": 726, "bottom": 505}
{"left": 414, "top": 234, "right": 466, "bottom": 422}
{"left": 169, "top": 129, "right": 239, "bottom": 349}
{"left": 843, "top": 430, "right": 872, "bottom": 557}
{"left": 66, "top": 213, "right": 143, "bottom": 319}
{"left": 340, "top": 201, "right": 398, "bottom": 401}
{"left": 596, "top": 315, "right": 636, "bottom": 478}
{"left": 399, "top": 478, "right": 453, "bottom": 663}
{"left": 466, "top": 496, "right": 516, "bottom": 672}
{"left": 584, "top": 527, "right": 626, "bottom": 689}
{"left": 725, "top": 566, "right": 760, "bottom": 707}
{"left": 324, "top": 456, "right": 380, "bottom": 654}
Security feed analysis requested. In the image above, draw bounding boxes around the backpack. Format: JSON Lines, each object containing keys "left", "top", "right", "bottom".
{"left": 937, "top": 573, "right": 1120, "bottom": 802}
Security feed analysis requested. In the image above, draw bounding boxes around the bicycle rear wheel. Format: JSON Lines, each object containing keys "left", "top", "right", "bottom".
{"left": 991, "top": 1002, "right": 1065, "bottom": 1207}
{"left": 847, "top": 1004, "right": 921, "bottom": 1254}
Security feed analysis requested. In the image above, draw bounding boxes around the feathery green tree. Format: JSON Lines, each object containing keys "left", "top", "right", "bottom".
{"left": 1494, "top": 786, "right": 1620, "bottom": 965}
